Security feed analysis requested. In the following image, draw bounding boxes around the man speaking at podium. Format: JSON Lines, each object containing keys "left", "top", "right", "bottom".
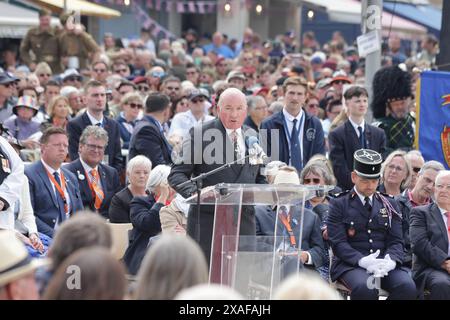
{"left": 168, "top": 88, "right": 267, "bottom": 262}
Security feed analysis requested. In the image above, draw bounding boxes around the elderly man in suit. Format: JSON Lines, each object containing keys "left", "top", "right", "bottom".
{"left": 168, "top": 87, "right": 266, "bottom": 262}
{"left": 64, "top": 126, "right": 121, "bottom": 219}
{"left": 128, "top": 93, "right": 173, "bottom": 166}
{"left": 67, "top": 80, "right": 123, "bottom": 173}
{"left": 25, "top": 127, "right": 83, "bottom": 238}
{"left": 410, "top": 170, "right": 450, "bottom": 300}
{"left": 329, "top": 86, "right": 386, "bottom": 191}
{"left": 260, "top": 76, "right": 325, "bottom": 173}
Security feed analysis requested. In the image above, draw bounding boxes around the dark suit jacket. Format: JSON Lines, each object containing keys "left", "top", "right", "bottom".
{"left": 25, "top": 161, "right": 83, "bottom": 238}
{"left": 64, "top": 159, "right": 121, "bottom": 219}
{"left": 168, "top": 118, "right": 267, "bottom": 261}
{"left": 410, "top": 203, "right": 449, "bottom": 291}
{"left": 66, "top": 112, "right": 123, "bottom": 172}
{"left": 327, "top": 191, "right": 404, "bottom": 282}
{"left": 128, "top": 115, "right": 172, "bottom": 166}
{"left": 260, "top": 109, "right": 325, "bottom": 167}
{"left": 123, "top": 195, "right": 164, "bottom": 275}
{"left": 328, "top": 120, "right": 386, "bottom": 191}
{"left": 255, "top": 205, "right": 326, "bottom": 268}
{"left": 109, "top": 187, "right": 134, "bottom": 223}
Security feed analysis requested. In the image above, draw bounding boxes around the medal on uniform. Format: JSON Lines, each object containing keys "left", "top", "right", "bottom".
{"left": 77, "top": 170, "right": 85, "bottom": 180}
{"left": 1, "top": 158, "right": 11, "bottom": 173}
{"left": 347, "top": 221, "right": 356, "bottom": 237}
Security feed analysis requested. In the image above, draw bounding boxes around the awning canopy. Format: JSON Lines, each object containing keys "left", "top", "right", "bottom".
{"left": 0, "top": 2, "right": 59, "bottom": 38}
{"left": 302, "top": 0, "right": 428, "bottom": 39}
{"left": 383, "top": 2, "right": 441, "bottom": 32}
{"left": 28, "top": 0, "right": 121, "bottom": 19}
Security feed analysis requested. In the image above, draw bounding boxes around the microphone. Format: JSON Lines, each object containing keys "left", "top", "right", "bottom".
{"left": 246, "top": 136, "right": 269, "bottom": 163}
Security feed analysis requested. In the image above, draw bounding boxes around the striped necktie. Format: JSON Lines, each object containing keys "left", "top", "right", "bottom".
{"left": 90, "top": 168, "right": 104, "bottom": 211}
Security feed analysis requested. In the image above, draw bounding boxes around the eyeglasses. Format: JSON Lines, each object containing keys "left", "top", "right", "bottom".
{"left": 128, "top": 102, "right": 143, "bottom": 109}
{"left": 84, "top": 143, "right": 106, "bottom": 151}
{"left": 93, "top": 68, "right": 107, "bottom": 73}
{"left": 151, "top": 72, "right": 165, "bottom": 78}
{"left": 192, "top": 97, "right": 205, "bottom": 103}
{"left": 137, "top": 85, "right": 150, "bottom": 92}
{"left": 0, "top": 82, "right": 14, "bottom": 88}
{"left": 387, "top": 164, "right": 405, "bottom": 172}
{"left": 38, "top": 73, "right": 51, "bottom": 77}
{"left": 114, "top": 68, "right": 128, "bottom": 73}
{"left": 66, "top": 76, "right": 82, "bottom": 82}
{"left": 308, "top": 103, "right": 319, "bottom": 108}
{"left": 333, "top": 80, "right": 346, "bottom": 85}
{"left": 303, "top": 178, "right": 321, "bottom": 184}
{"left": 435, "top": 184, "right": 450, "bottom": 191}
{"left": 412, "top": 167, "right": 421, "bottom": 173}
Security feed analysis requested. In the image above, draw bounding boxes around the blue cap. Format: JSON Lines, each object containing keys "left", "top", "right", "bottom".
{"left": 0, "top": 72, "right": 18, "bottom": 85}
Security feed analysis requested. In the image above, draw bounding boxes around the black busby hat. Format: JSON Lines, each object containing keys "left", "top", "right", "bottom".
{"left": 370, "top": 66, "right": 412, "bottom": 119}
{"left": 353, "top": 149, "right": 382, "bottom": 179}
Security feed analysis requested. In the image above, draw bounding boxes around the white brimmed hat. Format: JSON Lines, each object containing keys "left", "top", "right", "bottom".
{"left": 273, "top": 167, "right": 300, "bottom": 185}
{"left": 0, "top": 231, "right": 48, "bottom": 287}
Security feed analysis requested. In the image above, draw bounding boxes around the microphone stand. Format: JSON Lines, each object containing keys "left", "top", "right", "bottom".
{"left": 176, "top": 154, "right": 251, "bottom": 244}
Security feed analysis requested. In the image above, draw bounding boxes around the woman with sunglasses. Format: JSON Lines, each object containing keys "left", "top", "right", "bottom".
{"left": 116, "top": 92, "right": 143, "bottom": 149}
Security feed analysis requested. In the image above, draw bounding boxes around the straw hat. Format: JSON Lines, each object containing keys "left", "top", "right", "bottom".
{"left": 0, "top": 231, "right": 48, "bottom": 287}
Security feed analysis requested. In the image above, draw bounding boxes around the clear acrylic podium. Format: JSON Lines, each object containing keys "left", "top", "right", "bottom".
{"left": 185, "top": 183, "right": 333, "bottom": 299}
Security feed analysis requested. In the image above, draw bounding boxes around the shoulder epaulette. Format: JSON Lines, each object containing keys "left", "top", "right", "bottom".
{"left": 329, "top": 189, "right": 351, "bottom": 198}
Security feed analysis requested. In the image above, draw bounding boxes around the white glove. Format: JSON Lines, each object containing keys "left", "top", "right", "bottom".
{"left": 382, "top": 254, "right": 396, "bottom": 273}
{"left": 358, "top": 250, "right": 380, "bottom": 269}
{"left": 367, "top": 254, "right": 397, "bottom": 278}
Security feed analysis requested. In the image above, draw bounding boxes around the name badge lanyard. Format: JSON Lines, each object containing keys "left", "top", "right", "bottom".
{"left": 282, "top": 113, "right": 304, "bottom": 164}
{"left": 46, "top": 169, "right": 69, "bottom": 216}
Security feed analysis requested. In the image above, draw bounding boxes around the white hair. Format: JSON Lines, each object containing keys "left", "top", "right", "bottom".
{"left": 175, "top": 284, "right": 244, "bottom": 300}
{"left": 146, "top": 165, "right": 171, "bottom": 192}
{"left": 60, "top": 86, "right": 79, "bottom": 98}
{"left": 126, "top": 155, "right": 152, "bottom": 176}
{"left": 435, "top": 170, "right": 450, "bottom": 185}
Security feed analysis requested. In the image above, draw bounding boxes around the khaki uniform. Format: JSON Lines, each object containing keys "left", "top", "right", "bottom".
{"left": 20, "top": 27, "right": 62, "bottom": 74}
{"left": 58, "top": 30, "right": 100, "bottom": 70}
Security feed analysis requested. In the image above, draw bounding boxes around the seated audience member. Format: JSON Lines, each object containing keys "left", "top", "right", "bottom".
{"left": 116, "top": 92, "right": 143, "bottom": 150}
{"left": 175, "top": 284, "right": 244, "bottom": 300}
{"left": 404, "top": 150, "right": 425, "bottom": 192}
{"left": 0, "top": 231, "right": 46, "bottom": 300}
{"left": 244, "top": 95, "right": 268, "bottom": 133}
{"left": 159, "top": 193, "right": 189, "bottom": 235}
{"left": 135, "top": 235, "right": 208, "bottom": 299}
{"left": 40, "top": 95, "right": 72, "bottom": 131}
{"left": 4, "top": 96, "right": 40, "bottom": 150}
{"left": 256, "top": 167, "right": 326, "bottom": 277}
{"left": 273, "top": 272, "right": 342, "bottom": 300}
{"left": 109, "top": 155, "right": 152, "bottom": 223}
{"left": 410, "top": 170, "right": 450, "bottom": 300}
{"left": 25, "top": 127, "right": 83, "bottom": 238}
{"left": 14, "top": 175, "right": 48, "bottom": 257}
{"left": 396, "top": 161, "right": 445, "bottom": 269}
{"left": 379, "top": 150, "right": 411, "bottom": 196}
{"left": 123, "top": 165, "right": 174, "bottom": 275}
{"left": 65, "top": 126, "right": 121, "bottom": 218}
{"left": 42, "top": 247, "right": 127, "bottom": 300}
{"left": 263, "top": 161, "right": 287, "bottom": 184}
{"left": 60, "top": 86, "right": 84, "bottom": 117}
{"left": 36, "top": 212, "right": 112, "bottom": 294}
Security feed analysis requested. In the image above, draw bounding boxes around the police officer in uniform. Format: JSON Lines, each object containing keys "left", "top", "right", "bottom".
{"left": 327, "top": 149, "right": 417, "bottom": 299}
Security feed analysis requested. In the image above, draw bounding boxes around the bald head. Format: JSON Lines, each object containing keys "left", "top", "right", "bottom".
{"left": 217, "top": 88, "right": 247, "bottom": 130}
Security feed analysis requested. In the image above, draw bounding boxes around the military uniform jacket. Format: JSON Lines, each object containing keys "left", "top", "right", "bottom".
{"left": 58, "top": 30, "right": 100, "bottom": 70}
{"left": 327, "top": 190, "right": 405, "bottom": 282}
{"left": 374, "top": 114, "right": 415, "bottom": 154}
{"left": 19, "top": 27, "right": 62, "bottom": 73}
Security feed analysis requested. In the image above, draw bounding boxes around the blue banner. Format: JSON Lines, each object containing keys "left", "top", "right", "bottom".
{"left": 417, "top": 71, "right": 450, "bottom": 169}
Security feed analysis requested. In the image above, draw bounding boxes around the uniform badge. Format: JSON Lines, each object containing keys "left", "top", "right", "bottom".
{"left": 306, "top": 128, "right": 316, "bottom": 141}
{"left": 380, "top": 208, "right": 388, "bottom": 218}
{"left": 1, "top": 158, "right": 11, "bottom": 173}
{"left": 77, "top": 170, "right": 85, "bottom": 181}
{"left": 347, "top": 221, "right": 356, "bottom": 237}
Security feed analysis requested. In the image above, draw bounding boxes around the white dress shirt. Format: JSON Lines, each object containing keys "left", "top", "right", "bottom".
{"left": 86, "top": 110, "right": 104, "bottom": 126}
{"left": 169, "top": 110, "right": 215, "bottom": 138}
{"left": 282, "top": 108, "right": 305, "bottom": 166}
{"left": 80, "top": 158, "right": 103, "bottom": 190}
{"left": 225, "top": 127, "right": 245, "bottom": 162}
{"left": 437, "top": 206, "right": 450, "bottom": 255}
{"left": 349, "top": 117, "right": 366, "bottom": 138}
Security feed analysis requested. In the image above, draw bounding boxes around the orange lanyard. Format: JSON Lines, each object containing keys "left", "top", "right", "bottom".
{"left": 46, "top": 169, "right": 69, "bottom": 214}
{"left": 278, "top": 210, "right": 297, "bottom": 247}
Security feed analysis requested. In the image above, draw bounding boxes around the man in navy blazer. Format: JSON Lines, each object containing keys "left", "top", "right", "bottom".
{"left": 410, "top": 170, "right": 450, "bottom": 300}
{"left": 64, "top": 126, "right": 121, "bottom": 219}
{"left": 329, "top": 86, "right": 387, "bottom": 191}
{"left": 66, "top": 80, "right": 123, "bottom": 173}
{"left": 128, "top": 92, "right": 173, "bottom": 166}
{"left": 260, "top": 76, "right": 325, "bottom": 172}
{"left": 25, "top": 127, "right": 83, "bottom": 238}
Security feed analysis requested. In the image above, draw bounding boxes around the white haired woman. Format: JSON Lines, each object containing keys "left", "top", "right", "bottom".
{"left": 109, "top": 155, "right": 152, "bottom": 223}
{"left": 123, "top": 164, "right": 175, "bottom": 275}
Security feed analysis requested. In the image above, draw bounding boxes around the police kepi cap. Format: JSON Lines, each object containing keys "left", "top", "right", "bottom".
{"left": 353, "top": 149, "right": 382, "bottom": 179}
